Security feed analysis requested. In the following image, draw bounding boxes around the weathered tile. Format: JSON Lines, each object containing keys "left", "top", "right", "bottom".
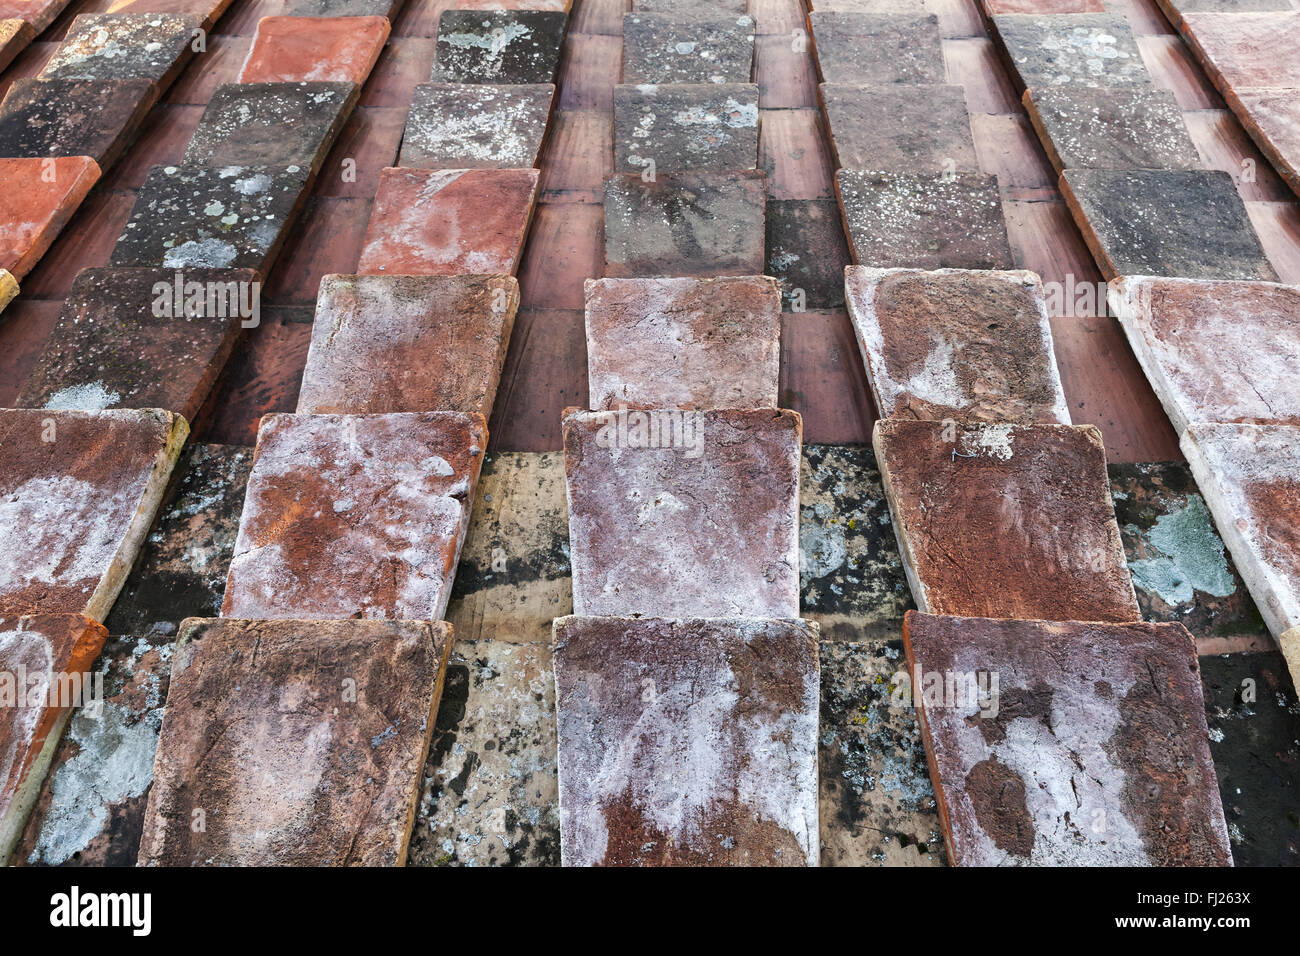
{"left": 982, "top": 0, "right": 1104, "bottom": 11}
{"left": 1226, "top": 87, "right": 1300, "bottom": 198}
{"left": 554, "top": 615, "right": 820, "bottom": 866}
{"left": 1024, "top": 85, "right": 1201, "bottom": 171}
{"left": 821, "top": 83, "right": 978, "bottom": 173}
{"left": 39, "top": 13, "right": 200, "bottom": 88}
{"left": 399, "top": 82, "right": 554, "bottom": 169}
{"left": 874, "top": 419, "right": 1141, "bottom": 621}
{"left": 358, "top": 167, "right": 539, "bottom": 276}
{"left": 1181, "top": 11, "right": 1300, "bottom": 93}
{"left": 17, "top": 267, "right": 255, "bottom": 421}
{"left": 238, "top": 15, "right": 389, "bottom": 84}
{"left": 603, "top": 170, "right": 766, "bottom": 278}
{"left": 904, "top": 611, "right": 1233, "bottom": 865}
{"left": 845, "top": 267, "right": 1071, "bottom": 424}
{"left": 0, "top": 409, "right": 188, "bottom": 621}
{"left": 82, "top": 0, "right": 235, "bottom": 31}
{"left": 0, "top": 614, "right": 107, "bottom": 864}
{"left": 0, "top": 78, "right": 156, "bottom": 169}
{"left": 455, "top": 0, "right": 571, "bottom": 8}
{"left": 297, "top": 273, "right": 519, "bottom": 416}
{"left": 1060, "top": 168, "right": 1277, "bottom": 280}
{"left": 584, "top": 276, "right": 781, "bottom": 410}
{"left": 564, "top": 407, "right": 801, "bottom": 618}
{"left": 765, "top": 199, "right": 849, "bottom": 310}
{"left": 0, "top": 156, "right": 99, "bottom": 281}
{"left": 283, "top": 0, "right": 400, "bottom": 13}
{"left": 0, "top": 268, "right": 16, "bottom": 314}
{"left": 632, "top": 0, "right": 747, "bottom": 15}
{"left": 430, "top": 11, "right": 567, "bottom": 84}
{"left": 613, "top": 83, "right": 759, "bottom": 174}
{"left": 991, "top": 14, "right": 1150, "bottom": 91}
{"left": 1109, "top": 276, "right": 1300, "bottom": 434}
{"left": 0, "top": 18, "right": 32, "bottom": 72}
{"left": 110, "top": 164, "right": 310, "bottom": 273}
{"left": 183, "top": 81, "right": 359, "bottom": 176}
{"left": 137, "top": 617, "right": 452, "bottom": 866}
{"left": 621, "top": 13, "right": 755, "bottom": 84}
{"left": 408, "top": 639, "right": 559, "bottom": 867}
{"left": 835, "top": 170, "right": 1015, "bottom": 270}
{"left": 808, "top": 13, "right": 945, "bottom": 85}
{"left": 0, "top": 0, "right": 73, "bottom": 33}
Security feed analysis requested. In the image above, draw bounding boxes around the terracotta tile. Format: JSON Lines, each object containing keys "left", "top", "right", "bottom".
{"left": 1157, "top": 0, "right": 1292, "bottom": 23}
{"left": 400, "top": 83, "right": 553, "bottom": 170}
{"left": 846, "top": 267, "right": 1070, "bottom": 424}
{"left": 110, "top": 164, "right": 311, "bottom": 273}
{"left": 392, "top": 0, "right": 455, "bottom": 37}
{"left": 968, "top": 112, "right": 1056, "bottom": 194}
{"left": 991, "top": 13, "right": 1150, "bottom": 92}
{"left": 489, "top": 308, "right": 587, "bottom": 449}
{"left": 809, "top": 12, "right": 945, "bottom": 84}
{"left": 821, "top": 82, "right": 978, "bottom": 172}
{"left": 261, "top": 196, "right": 368, "bottom": 302}
{"left": 557, "top": 31, "right": 619, "bottom": 111}
{"left": 1181, "top": 11, "right": 1300, "bottom": 93}
{"left": 1060, "top": 168, "right": 1277, "bottom": 280}
{"left": 754, "top": 32, "right": 817, "bottom": 108}
{"left": 39, "top": 12, "right": 200, "bottom": 88}
{"left": 183, "top": 81, "right": 359, "bottom": 175}
{"left": 942, "top": 37, "right": 1021, "bottom": 114}
{"left": 554, "top": 615, "right": 820, "bottom": 866}
{"left": 237, "top": 14, "right": 389, "bottom": 83}
{"left": 1245, "top": 199, "right": 1300, "bottom": 283}
{"left": 298, "top": 274, "right": 519, "bottom": 416}
{"left": 603, "top": 169, "right": 767, "bottom": 277}
{"left": 571, "top": 0, "right": 628, "bottom": 33}
{"left": 539, "top": 108, "right": 612, "bottom": 201}
{"left": 165, "top": 34, "right": 250, "bottom": 104}
{"left": 621, "top": 13, "right": 754, "bottom": 83}
{"left": 1024, "top": 85, "right": 1200, "bottom": 172}
{"left": 0, "top": 408, "right": 188, "bottom": 621}
{"left": 222, "top": 412, "right": 485, "bottom": 619}
{"left": 138, "top": 617, "right": 452, "bottom": 866}
{"left": 584, "top": 275, "right": 781, "bottom": 410}
{"left": 194, "top": 315, "right": 312, "bottom": 445}
{"left": 431, "top": 11, "right": 567, "bottom": 84}
{"left": 359, "top": 35, "right": 436, "bottom": 107}
{"left": 765, "top": 198, "right": 849, "bottom": 309}
{"left": 0, "top": 300, "right": 58, "bottom": 406}
{"left": 983, "top": 0, "right": 1104, "bottom": 10}
{"left": 0, "top": 18, "right": 32, "bottom": 72}
{"left": 358, "top": 167, "right": 539, "bottom": 276}
{"left": 875, "top": 418, "right": 1141, "bottom": 620}
{"left": 100, "top": 103, "right": 204, "bottom": 191}
{"left": 1135, "top": 33, "right": 1222, "bottom": 109}
{"left": 313, "top": 105, "right": 405, "bottom": 198}
{"left": 1183, "top": 104, "right": 1295, "bottom": 202}
{"left": 0, "top": 77, "right": 155, "bottom": 171}
{"left": 203, "top": 0, "right": 288, "bottom": 34}
{"left": 779, "top": 310, "right": 876, "bottom": 444}
{"left": 516, "top": 202, "right": 602, "bottom": 308}
{"left": 1109, "top": 0, "right": 1176, "bottom": 34}
{"left": 0, "top": 614, "right": 107, "bottom": 864}
{"left": 0, "top": 0, "right": 74, "bottom": 32}
{"left": 1001, "top": 197, "right": 1102, "bottom": 298}
{"left": 564, "top": 407, "right": 802, "bottom": 617}
{"left": 758, "top": 107, "right": 834, "bottom": 200}
{"left": 0, "top": 40, "right": 57, "bottom": 102}
{"left": 931, "top": 0, "right": 987, "bottom": 37}
{"left": 613, "top": 83, "right": 758, "bottom": 174}
{"left": 835, "top": 169, "right": 1015, "bottom": 269}
{"left": 18, "top": 190, "right": 132, "bottom": 301}
{"left": 0, "top": 156, "right": 100, "bottom": 280}
{"left": 749, "top": 0, "right": 803, "bottom": 35}
{"left": 904, "top": 611, "right": 1232, "bottom": 865}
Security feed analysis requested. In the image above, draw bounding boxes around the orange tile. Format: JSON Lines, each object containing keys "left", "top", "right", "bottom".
{"left": 19, "top": 188, "right": 136, "bottom": 300}
{"left": 237, "top": 15, "right": 390, "bottom": 83}
{"left": 0, "top": 156, "right": 100, "bottom": 281}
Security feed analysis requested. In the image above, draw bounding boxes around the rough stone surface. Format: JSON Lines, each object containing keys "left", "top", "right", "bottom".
{"left": 603, "top": 170, "right": 766, "bottom": 277}
{"left": 1226, "top": 87, "right": 1300, "bottom": 198}
{"left": 553, "top": 615, "right": 820, "bottom": 867}
{"left": 845, "top": 266, "right": 1071, "bottom": 424}
{"left": 0, "top": 409, "right": 188, "bottom": 622}
{"left": 1024, "top": 86, "right": 1201, "bottom": 171}
{"left": 991, "top": 14, "right": 1150, "bottom": 91}
{"left": 621, "top": 13, "right": 755, "bottom": 84}
{"left": 282, "top": 0, "right": 398, "bottom": 13}
{"left": 431, "top": 11, "right": 567, "bottom": 85}
{"left": 905, "top": 612, "right": 1233, "bottom": 865}
{"left": 613, "top": 83, "right": 759, "bottom": 173}
{"left": 183, "top": 81, "right": 358, "bottom": 176}
{"left": 110, "top": 164, "right": 310, "bottom": 274}
{"left": 808, "top": 13, "right": 945, "bottom": 85}
{"left": 0, "top": 78, "right": 156, "bottom": 169}
{"left": 0, "top": 157, "right": 100, "bottom": 281}
{"left": 0, "top": 0, "right": 71, "bottom": 33}
{"left": 359, "top": 168, "right": 539, "bottom": 276}
{"left": 1109, "top": 276, "right": 1300, "bottom": 434}
{"left": 222, "top": 412, "right": 485, "bottom": 621}
{"left": 874, "top": 419, "right": 1141, "bottom": 621}
{"left": 632, "top": 0, "right": 747, "bottom": 15}
{"left": 298, "top": 273, "right": 519, "bottom": 417}
{"left": 39, "top": 13, "right": 200, "bottom": 87}
{"left": 0, "top": 614, "right": 108, "bottom": 865}
{"left": 821, "top": 83, "right": 977, "bottom": 173}
{"left": 836, "top": 170, "right": 1015, "bottom": 270}
{"left": 17, "top": 267, "right": 255, "bottom": 421}
{"left": 1181, "top": 11, "right": 1300, "bottom": 92}
{"left": 408, "top": 639, "right": 559, "bottom": 867}
{"left": 584, "top": 275, "right": 781, "bottom": 410}
{"left": 1061, "top": 169, "right": 1277, "bottom": 280}
{"left": 765, "top": 200, "right": 850, "bottom": 311}
{"left": 564, "top": 407, "right": 801, "bottom": 618}
{"left": 237, "top": 15, "right": 389, "bottom": 84}
{"left": 137, "top": 617, "right": 452, "bottom": 866}
{"left": 399, "top": 83, "right": 554, "bottom": 170}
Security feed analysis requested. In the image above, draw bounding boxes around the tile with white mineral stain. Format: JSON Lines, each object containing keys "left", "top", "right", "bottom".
{"left": 398, "top": 83, "right": 554, "bottom": 169}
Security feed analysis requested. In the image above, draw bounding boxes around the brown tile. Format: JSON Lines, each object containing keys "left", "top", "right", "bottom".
{"left": 210, "top": 0, "right": 290, "bottom": 34}
{"left": 1155, "top": 0, "right": 1291, "bottom": 26}
{"left": 1245, "top": 199, "right": 1300, "bottom": 283}
{"left": 0, "top": 40, "right": 57, "bottom": 102}
{"left": 1181, "top": 11, "right": 1300, "bottom": 93}
{"left": 0, "top": 0, "right": 75, "bottom": 33}
{"left": 194, "top": 316, "right": 312, "bottom": 445}
{"left": 929, "top": 0, "right": 985, "bottom": 36}
{"left": 874, "top": 418, "right": 1141, "bottom": 621}
{"left": 633, "top": 0, "right": 744, "bottom": 14}
{"left": 612, "top": 83, "right": 759, "bottom": 174}
{"left": 765, "top": 198, "right": 850, "bottom": 309}
{"left": 821, "top": 82, "right": 978, "bottom": 173}
{"left": 138, "top": 617, "right": 452, "bottom": 866}
{"left": 0, "top": 301, "right": 61, "bottom": 405}
{"left": 1135, "top": 34, "right": 1222, "bottom": 109}
{"left": 100, "top": 102, "right": 204, "bottom": 191}
{"left": 810, "top": 12, "right": 945, "bottom": 84}
{"left": 1024, "top": 85, "right": 1201, "bottom": 172}
{"left": 312, "top": 105, "right": 405, "bottom": 199}
{"left": 1183, "top": 106, "right": 1294, "bottom": 202}
{"left": 942, "top": 37, "right": 1021, "bottom": 114}
{"left": 359, "top": 35, "right": 437, "bottom": 108}
{"left": 750, "top": 0, "right": 803, "bottom": 35}
{"left": 391, "top": 0, "right": 455, "bottom": 37}
{"left": 261, "top": 196, "right": 369, "bottom": 303}
{"left": 904, "top": 611, "right": 1233, "bottom": 865}
{"left": 982, "top": 0, "right": 1104, "bottom": 10}
{"left": 0, "top": 156, "right": 100, "bottom": 281}
{"left": 755, "top": 32, "right": 817, "bottom": 108}
{"left": 39, "top": 12, "right": 200, "bottom": 89}
{"left": 621, "top": 12, "right": 755, "bottom": 83}
{"left": 0, "top": 18, "right": 32, "bottom": 72}
{"left": 991, "top": 13, "right": 1150, "bottom": 92}
{"left": 539, "top": 109, "right": 612, "bottom": 201}
{"left": 399, "top": 82, "right": 554, "bottom": 170}
{"left": 759, "top": 108, "right": 835, "bottom": 200}
{"left": 489, "top": 308, "right": 587, "bottom": 450}
{"left": 77, "top": 0, "right": 234, "bottom": 29}
{"left": 0, "top": 77, "right": 156, "bottom": 171}
{"left": 517, "top": 202, "right": 603, "bottom": 309}
{"left": 558, "top": 31, "right": 620, "bottom": 111}
{"left": 1001, "top": 197, "right": 1101, "bottom": 297}
{"left": 237, "top": 14, "right": 389, "bottom": 83}
{"left": 779, "top": 309, "right": 876, "bottom": 444}
{"left": 571, "top": 0, "right": 628, "bottom": 33}
{"left": 165, "top": 34, "right": 250, "bottom": 104}
{"left": 968, "top": 112, "right": 1056, "bottom": 194}
{"left": 431, "top": 10, "right": 567, "bottom": 83}
{"left": 554, "top": 615, "right": 820, "bottom": 866}
{"left": 1225, "top": 88, "right": 1300, "bottom": 200}
{"left": 1110, "top": 0, "right": 1175, "bottom": 35}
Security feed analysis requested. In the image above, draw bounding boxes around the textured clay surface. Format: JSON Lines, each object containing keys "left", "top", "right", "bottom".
{"left": 584, "top": 275, "right": 781, "bottom": 410}
{"left": 822, "top": 83, "right": 977, "bottom": 173}
{"left": 808, "top": 13, "right": 945, "bottom": 85}
{"left": 992, "top": 14, "right": 1150, "bottom": 90}
{"left": 845, "top": 267, "right": 1071, "bottom": 424}
{"left": 237, "top": 15, "right": 390, "bottom": 84}
{"left": 632, "top": 0, "right": 747, "bottom": 15}
{"left": 399, "top": 83, "right": 554, "bottom": 169}
{"left": 137, "top": 617, "right": 452, "bottom": 866}
{"left": 904, "top": 612, "right": 1233, "bottom": 866}
{"left": 297, "top": 273, "right": 519, "bottom": 416}
{"left": 1181, "top": 11, "right": 1300, "bottom": 92}
{"left": 621, "top": 13, "right": 755, "bottom": 84}
{"left": 874, "top": 419, "right": 1141, "bottom": 621}
{"left": 0, "top": 19, "right": 30, "bottom": 73}
{"left": 613, "top": 83, "right": 759, "bottom": 173}
{"left": 1226, "top": 87, "right": 1300, "bottom": 198}
{"left": 765, "top": 199, "right": 851, "bottom": 310}
{"left": 553, "top": 615, "right": 820, "bottom": 866}
{"left": 1024, "top": 86, "right": 1201, "bottom": 172}
{"left": 0, "top": 0, "right": 70, "bottom": 33}
{"left": 0, "top": 78, "right": 156, "bottom": 169}
{"left": 39, "top": 13, "right": 200, "bottom": 87}
{"left": 0, "top": 157, "right": 100, "bottom": 280}
{"left": 564, "top": 407, "right": 802, "bottom": 618}
{"left": 431, "top": 11, "right": 567, "bottom": 84}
